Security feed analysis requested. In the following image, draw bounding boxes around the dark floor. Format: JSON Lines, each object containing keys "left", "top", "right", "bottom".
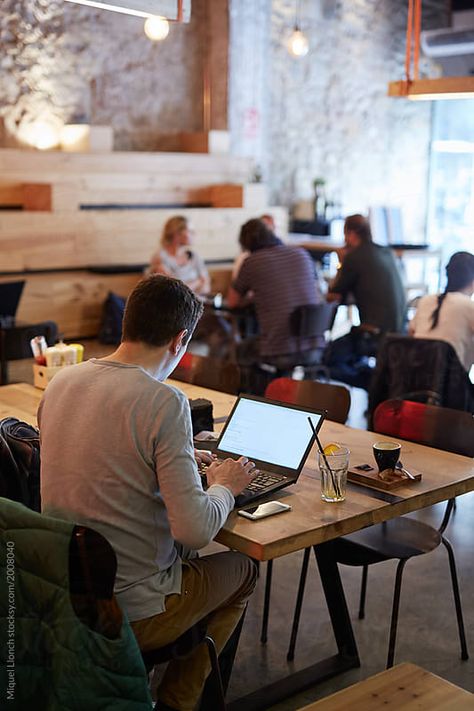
{"left": 223, "top": 489, "right": 474, "bottom": 708}
{"left": 8, "top": 342, "right": 474, "bottom": 710}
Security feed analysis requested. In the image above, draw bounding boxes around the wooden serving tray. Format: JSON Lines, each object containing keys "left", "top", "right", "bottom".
{"left": 348, "top": 465, "right": 422, "bottom": 491}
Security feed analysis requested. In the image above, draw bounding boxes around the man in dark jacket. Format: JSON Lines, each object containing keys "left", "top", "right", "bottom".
{"left": 325, "top": 214, "right": 406, "bottom": 388}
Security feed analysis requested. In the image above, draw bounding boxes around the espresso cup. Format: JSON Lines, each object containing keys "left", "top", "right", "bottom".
{"left": 373, "top": 441, "right": 401, "bottom": 472}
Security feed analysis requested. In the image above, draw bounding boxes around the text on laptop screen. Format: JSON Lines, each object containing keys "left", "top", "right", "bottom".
{"left": 218, "top": 398, "right": 323, "bottom": 470}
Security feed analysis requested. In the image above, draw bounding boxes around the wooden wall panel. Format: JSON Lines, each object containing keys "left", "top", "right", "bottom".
{"left": 0, "top": 272, "right": 142, "bottom": 338}
{"left": 0, "top": 266, "right": 233, "bottom": 338}
{"left": 0, "top": 206, "right": 288, "bottom": 270}
{"left": 0, "top": 148, "right": 289, "bottom": 337}
{"left": 0, "top": 149, "right": 253, "bottom": 180}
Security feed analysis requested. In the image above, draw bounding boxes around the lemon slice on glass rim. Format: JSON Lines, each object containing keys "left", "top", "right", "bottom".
{"left": 323, "top": 442, "right": 342, "bottom": 456}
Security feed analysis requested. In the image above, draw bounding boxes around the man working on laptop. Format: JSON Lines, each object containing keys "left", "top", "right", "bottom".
{"left": 39, "top": 275, "right": 258, "bottom": 711}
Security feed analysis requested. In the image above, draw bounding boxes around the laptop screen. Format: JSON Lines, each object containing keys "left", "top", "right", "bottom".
{"left": 217, "top": 396, "right": 324, "bottom": 471}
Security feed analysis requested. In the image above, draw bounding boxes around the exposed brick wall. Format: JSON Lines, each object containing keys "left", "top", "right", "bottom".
{"left": 229, "top": 0, "right": 449, "bottom": 240}
{"left": 0, "top": 0, "right": 206, "bottom": 150}
{"left": 1, "top": 0, "right": 449, "bottom": 240}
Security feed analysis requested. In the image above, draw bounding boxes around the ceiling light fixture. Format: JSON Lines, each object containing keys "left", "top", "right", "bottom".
{"left": 288, "top": 1, "right": 309, "bottom": 58}
{"left": 144, "top": 15, "right": 169, "bottom": 40}
{"left": 63, "top": 0, "right": 187, "bottom": 22}
{"left": 388, "top": 0, "right": 474, "bottom": 100}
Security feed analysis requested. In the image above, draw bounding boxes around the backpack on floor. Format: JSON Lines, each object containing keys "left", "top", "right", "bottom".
{"left": 98, "top": 291, "right": 126, "bottom": 345}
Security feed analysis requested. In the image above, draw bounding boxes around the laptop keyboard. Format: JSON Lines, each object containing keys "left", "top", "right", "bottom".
{"left": 199, "top": 462, "right": 285, "bottom": 493}
{"left": 244, "top": 471, "right": 285, "bottom": 493}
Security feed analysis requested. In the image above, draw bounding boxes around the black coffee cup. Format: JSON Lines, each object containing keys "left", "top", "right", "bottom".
{"left": 373, "top": 441, "right": 401, "bottom": 472}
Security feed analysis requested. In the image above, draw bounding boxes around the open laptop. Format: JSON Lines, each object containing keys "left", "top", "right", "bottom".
{"left": 0, "top": 281, "right": 25, "bottom": 327}
{"left": 213, "top": 394, "right": 325, "bottom": 507}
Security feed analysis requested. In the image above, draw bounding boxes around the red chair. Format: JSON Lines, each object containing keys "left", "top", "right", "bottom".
{"left": 265, "top": 378, "right": 350, "bottom": 425}
{"left": 171, "top": 352, "right": 240, "bottom": 395}
{"left": 373, "top": 399, "right": 474, "bottom": 458}
{"left": 288, "top": 400, "right": 471, "bottom": 668}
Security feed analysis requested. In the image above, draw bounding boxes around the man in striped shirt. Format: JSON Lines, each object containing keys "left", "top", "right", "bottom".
{"left": 227, "top": 219, "right": 323, "bottom": 387}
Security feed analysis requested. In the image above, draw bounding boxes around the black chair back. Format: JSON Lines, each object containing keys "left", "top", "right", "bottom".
{"left": 290, "top": 303, "right": 336, "bottom": 339}
{"left": 0, "top": 320, "right": 58, "bottom": 384}
{"left": 368, "top": 335, "right": 474, "bottom": 424}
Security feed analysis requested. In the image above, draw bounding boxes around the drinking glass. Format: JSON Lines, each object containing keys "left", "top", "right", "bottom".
{"left": 319, "top": 447, "right": 350, "bottom": 502}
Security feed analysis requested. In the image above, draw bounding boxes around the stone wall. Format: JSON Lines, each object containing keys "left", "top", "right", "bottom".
{"left": 0, "top": 0, "right": 206, "bottom": 151}
{"left": 1, "top": 0, "right": 450, "bottom": 239}
{"left": 229, "top": 0, "right": 449, "bottom": 240}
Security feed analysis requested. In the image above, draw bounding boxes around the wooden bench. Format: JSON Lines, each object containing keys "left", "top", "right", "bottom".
{"left": 0, "top": 148, "right": 287, "bottom": 336}
{"left": 298, "top": 663, "right": 474, "bottom": 710}
{"left": 0, "top": 264, "right": 233, "bottom": 339}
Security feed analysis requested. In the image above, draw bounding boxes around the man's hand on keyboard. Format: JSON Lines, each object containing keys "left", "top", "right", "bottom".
{"left": 206, "top": 457, "right": 259, "bottom": 496}
{"left": 194, "top": 449, "right": 215, "bottom": 469}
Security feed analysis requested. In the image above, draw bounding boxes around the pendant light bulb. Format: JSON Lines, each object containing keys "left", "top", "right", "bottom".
{"left": 144, "top": 15, "right": 169, "bottom": 41}
{"left": 288, "top": 26, "right": 309, "bottom": 57}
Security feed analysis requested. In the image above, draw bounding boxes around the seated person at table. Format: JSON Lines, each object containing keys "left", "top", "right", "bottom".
{"left": 230, "top": 214, "right": 277, "bottom": 339}
{"left": 227, "top": 218, "right": 323, "bottom": 388}
{"left": 232, "top": 213, "right": 277, "bottom": 280}
{"left": 325, "top": 214, "right": 406, "bottom": 388}
{"left": 149, "top": 215, "right": 231, "bottom": 356}
{"left": 39, "top": 275, "right": 258, "bottom": 711}
{"left": 409, "top": 251, "right": 474, "bottom": 373}
{"left": 148, "top": 215, "right": 210, "bottom": 295}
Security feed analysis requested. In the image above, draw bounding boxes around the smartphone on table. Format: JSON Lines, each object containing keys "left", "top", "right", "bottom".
{"left": 237, "top": 501, "right": 292, "bottom": 521}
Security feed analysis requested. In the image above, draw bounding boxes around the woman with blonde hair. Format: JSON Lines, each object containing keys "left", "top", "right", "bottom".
{"left": 149, "top": 216, "right": 210, "bottom": 295}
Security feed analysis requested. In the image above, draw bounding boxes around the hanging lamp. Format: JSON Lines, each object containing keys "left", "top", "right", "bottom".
{"left": 388, "top": 0, "right": 474, "bottom": 100}
{"left": 288, "top": 0, "right": 309, "bottom": 57}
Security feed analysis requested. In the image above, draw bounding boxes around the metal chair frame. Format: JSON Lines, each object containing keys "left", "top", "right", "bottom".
{"left": 286, "top": 399, "right": 472, "bottom": 668}
{"left": 141, "top": 620, "right": 226, "bottom": 711}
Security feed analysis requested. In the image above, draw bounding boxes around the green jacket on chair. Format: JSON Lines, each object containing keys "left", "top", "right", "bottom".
{"left": 0, "top": 497, "right": 152, "bottom": 710}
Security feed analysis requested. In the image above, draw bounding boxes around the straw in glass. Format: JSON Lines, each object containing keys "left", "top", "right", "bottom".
{"left": 307, "top": 416, "right": 342, "bottom": 499}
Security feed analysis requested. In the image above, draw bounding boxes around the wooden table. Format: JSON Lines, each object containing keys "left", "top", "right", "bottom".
{"left": 298, "top": 663, "right": 474, "bottom": 711}
{"left": 0, "top": 380, "right": 235, "bottom": 427}
{"left": 1, "top": 381, "right": 473, "bottom": 709}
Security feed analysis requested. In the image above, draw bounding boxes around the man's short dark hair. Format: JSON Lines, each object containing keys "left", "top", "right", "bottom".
{"left": 344, "top": 214, "right": 372, "bottom": 243}
{"left": 122, "top": 275, "right": 203, "bottom": 347}
{"left": 239, "top": 218, "right": 280, "bottom": 252}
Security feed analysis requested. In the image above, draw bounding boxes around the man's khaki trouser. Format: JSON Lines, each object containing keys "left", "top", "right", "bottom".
{"left": 131, "top": 551, "right": 257, "bottom": 711}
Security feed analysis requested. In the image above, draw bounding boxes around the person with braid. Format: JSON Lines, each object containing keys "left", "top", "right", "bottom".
{"left": 409, "top": 251, "right": 474, "bottom": 373}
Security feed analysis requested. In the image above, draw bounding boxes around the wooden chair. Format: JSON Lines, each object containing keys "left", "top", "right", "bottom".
{"left": 288, "top": 400, "right": 471, "bottom": 668}
{"left": 171, "top": 351, "right": 240, "bottom": 395}
{"left": 259, "top": 378, "right": 351, "bottom": 644}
